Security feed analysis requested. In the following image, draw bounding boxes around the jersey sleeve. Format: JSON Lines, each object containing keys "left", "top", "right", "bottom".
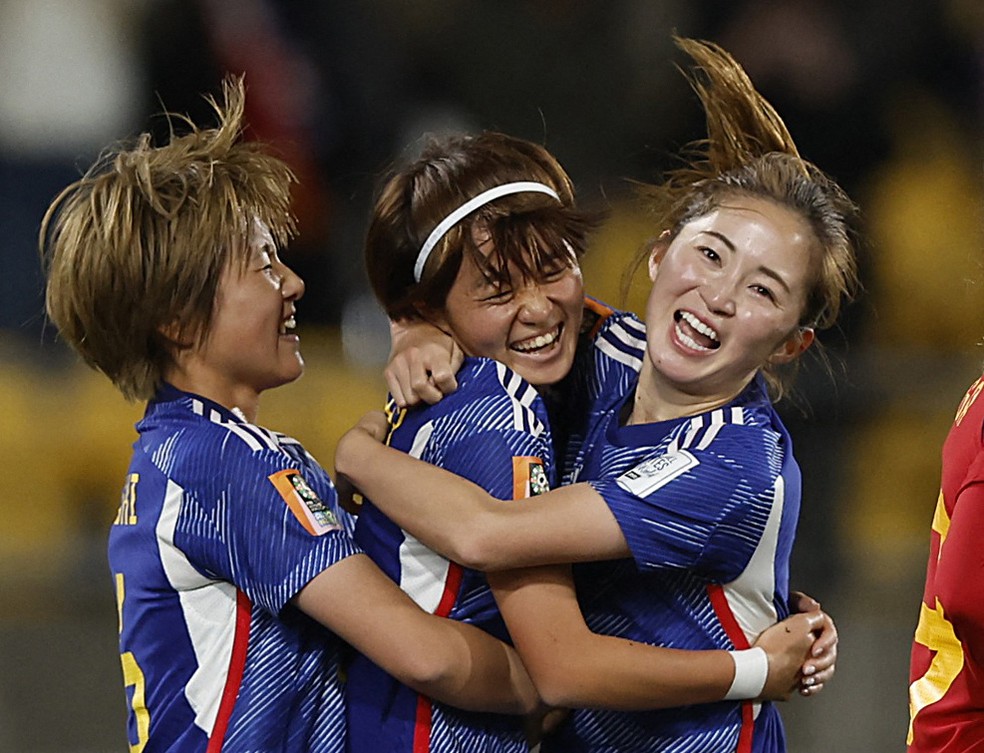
{"left": 172, "top": 436, "right": 362, "bottom": 616}
{"left": 420, "top": 359, "right": 556, "bottom": 502}
{"left": 438, "top": 427, "right": 554, "bottom": 502}
{"left": 936, "top": 453, "right": 984, "bottom": 663}
{"left": 588, "top": 424, "right": 782, "bottom": 582}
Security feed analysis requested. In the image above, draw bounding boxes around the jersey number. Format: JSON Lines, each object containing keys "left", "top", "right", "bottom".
{"left": 116, "top": 572, "right": 150, "bottom": 751}
{"left": 908, "top": 487, "right": 964, "bottom": 743}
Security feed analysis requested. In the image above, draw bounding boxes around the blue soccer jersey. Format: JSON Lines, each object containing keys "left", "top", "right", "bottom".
{"left": 108, "top": 385, "right": 362, "bottom": 752}
{"left": 554, "top": 302, "right": 647, "bottom": 482}
{"left": 545, "top": 313, "right": 800, "bottom": 753}
{"left": 346, "top": 358, "right": 554, "bottom": 753}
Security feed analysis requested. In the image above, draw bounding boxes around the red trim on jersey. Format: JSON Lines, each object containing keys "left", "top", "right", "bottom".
{"left": 413, "top": 695, "right": 434, "bottom": 753}
{"left": 435, "top": 562, "right": 464, "bottom": 618}
{"left": 707, "top": 583, "right": 755, "bottom": 753}
{"left": 207, "top": 589, "right": 252, "bottom": 752}
{"left": 411, "top": 560, "right": 464, "bottom": 751}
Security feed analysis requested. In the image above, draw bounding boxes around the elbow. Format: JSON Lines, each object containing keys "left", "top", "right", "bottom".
{"left": 444, "top": 516, "right": 505, "bottom": 572}
{"left": 529, "top": 663, "right": 582, "bottom": 709}
{"left": 391, "top": 643, "right": 458, "bottom": 695}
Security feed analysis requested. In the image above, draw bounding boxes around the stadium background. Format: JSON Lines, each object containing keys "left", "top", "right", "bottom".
{"left": 1, "top": 1, "right": 982, "bottom": 750}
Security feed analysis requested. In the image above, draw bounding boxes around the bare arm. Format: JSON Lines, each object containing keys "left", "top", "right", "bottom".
{"left": 488, "top": 564, "right": 825, "bottom": 709}
{"left": 294, "top": 552, "right": 539, "bottom": 714}
{"left": 335, "top": 412, "right": 630, "bottom": 570}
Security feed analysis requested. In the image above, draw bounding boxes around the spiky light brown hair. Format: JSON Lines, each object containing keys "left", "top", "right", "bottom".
{"left": 40, "top": 76, "right": 297, "bottom": 401}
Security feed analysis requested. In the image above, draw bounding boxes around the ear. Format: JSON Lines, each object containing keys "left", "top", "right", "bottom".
{"left": 769, "top": 327, "right": 815, "bottom": 365}
{"left": 158, "top": 320, "right": 192, "bottom": 349}
{"left": 647, "top": 232, "right": 671, "bottom": 282}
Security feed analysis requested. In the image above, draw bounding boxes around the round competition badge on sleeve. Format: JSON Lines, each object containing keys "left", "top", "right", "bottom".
{"left": 269, "top": 469, "right": 341, "bottom": 535}
{"left": 513, "top": 457, "right": 550, "bottom": 499}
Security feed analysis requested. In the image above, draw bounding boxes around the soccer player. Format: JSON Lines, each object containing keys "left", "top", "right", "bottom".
{"left": 345, "top": 76, "right": 838, "bottom": 753}
{"left": 39, "top": 76, "right": 539, "bottom": 752}
{"left": 907, "top": 373, "right": 984, "bottom": 751}
{"left": 336, "top": 36, "right": 858, "bottom": 752}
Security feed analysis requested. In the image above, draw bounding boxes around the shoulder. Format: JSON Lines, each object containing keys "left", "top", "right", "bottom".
{"left": 952, "top": 374, "right": 984, "bottom": 434}
{"left": 139, "top": 393, "right": 321, "bottom": 486}
{"left": 455, "top": 357, "right": 546, "bottom": 415}
{"left": 585, "top": 303, "right": 646, "bottom": 373}
{"left": 670, "top": 403, "right": 787, "bottom": 488}
{"left": 401, "top": 357, "right": 550, "bottom": 445}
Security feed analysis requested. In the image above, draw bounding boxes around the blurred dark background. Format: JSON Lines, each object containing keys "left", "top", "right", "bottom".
{"left": 1, "top": 1, "right": 982, "bottom": 750}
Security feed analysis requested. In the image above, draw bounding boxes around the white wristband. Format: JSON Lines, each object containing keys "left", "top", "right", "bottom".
{"left": 725, "top": 647, "right": 769, "bottom": 700}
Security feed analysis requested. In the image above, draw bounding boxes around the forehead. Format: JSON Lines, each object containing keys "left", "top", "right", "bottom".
{"left": 681, "top": 196, "right": 816, "bottom": 270}
{"left": 464, "top": 221, "right": 573, "bottom": 285}
{"left": 247, "top": 216, "right": 275, "bottom": 249}
{"left": 230, "top": 216, "right": 275, "bottom": 261}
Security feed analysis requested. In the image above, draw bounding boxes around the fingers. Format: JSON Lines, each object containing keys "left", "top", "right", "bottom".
{"left": 385, "top": 365, "right": 410, "bottom": 409}
{"left": 427, "top": 363, "right": 458, "bottom": 398}
{"left": 801, "top": 642, "right": 837, "bottom": 687}
{"left": 799, "top": 681, "right": 824, "bottom": 697}
{"left": 789, "top": 590, "right": 820, "bottom": 613}
{"left": 409, "top": 366, "right": 448, "bottom": 406}
{"left": 799, "top": 610, "right": 837, "bottom": 697}
{"left": 810, "top": 611, "right": 839, "bottom": 656}
{"left": 385, "top": 349, "right": 459, "bottom": 407}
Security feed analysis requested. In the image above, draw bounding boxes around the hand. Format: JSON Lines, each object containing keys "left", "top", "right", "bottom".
{"left": 386, "top": 318, "right": 463, "bottom": 407}
{"left": 788, "top": 591, "right": 838, "bottom": 697}
{"left": 754, "top": 611, "right": 825, "bottom": 701}
{"left": 799, "top": 609, "right": 837, "bottom": 697}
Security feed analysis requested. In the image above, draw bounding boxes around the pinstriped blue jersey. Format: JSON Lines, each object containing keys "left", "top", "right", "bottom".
{"left": 555, "top": 302, "right": 647, "bottom": 482}
{"left": 546, "top": 312, "right": 799, "bottom": 753}
{"left": 347, "top": 358, "right": 554, "bottom": 753}
{"left": 108, "top": 384, "right": 361, "bottom": 752}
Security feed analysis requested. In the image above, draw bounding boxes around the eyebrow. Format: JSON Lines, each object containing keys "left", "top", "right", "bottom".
{"left": 698, "top": 230, "right": 792, "bottom": 294}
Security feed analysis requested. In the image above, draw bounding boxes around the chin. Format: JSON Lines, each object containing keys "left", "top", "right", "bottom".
{"left": 520, "top": 363, "right": 568, "bottom": 388}
{"left": 280, "top": 363, "right": 305, "bottom": 387}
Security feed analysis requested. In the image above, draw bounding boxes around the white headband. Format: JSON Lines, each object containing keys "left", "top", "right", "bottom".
{"left": 413, "top": 181, "right": 562, "bottom": 282}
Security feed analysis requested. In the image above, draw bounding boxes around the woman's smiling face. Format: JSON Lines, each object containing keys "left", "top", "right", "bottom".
{"left": 432, "top": 228, "right": 584, "bottom": 388}
{"left": 642, "top": 195, "right": 817, "bottom": 406}
{"left": 184, "top": 217, "right": 306, "bottom": 412}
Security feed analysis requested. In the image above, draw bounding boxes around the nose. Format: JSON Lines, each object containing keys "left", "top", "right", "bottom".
{"left": 516, "top": 281, "right": 551, "bottom": 321}
{"left": 700, "top": 274, "right": 736, "bottom": 317}
{"left": 279, "top": 261, "right": 305, "bottom": 301}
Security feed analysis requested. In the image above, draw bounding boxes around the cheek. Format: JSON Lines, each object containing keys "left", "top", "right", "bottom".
{"left": 448, "top": 307, "right": 510, "bottom": 354}
{"left": 737, "top": 310, "right": 795, "bottom": 351}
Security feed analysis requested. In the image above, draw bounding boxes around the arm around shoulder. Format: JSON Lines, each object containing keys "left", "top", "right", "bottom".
{"left": 336, "top": 422, "right": 629, "bottom": 570}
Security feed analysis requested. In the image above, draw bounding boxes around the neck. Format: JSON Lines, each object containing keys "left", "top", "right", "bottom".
{"left": 627, "top": 359, "right": 750, "bottom": 425}
{"left": 163, "top": 363, "right": 261, "bottom": 424}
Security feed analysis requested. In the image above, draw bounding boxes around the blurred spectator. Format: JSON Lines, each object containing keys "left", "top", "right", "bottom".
{"left": 0, "top": 0, "right": 144, "bottom": 342}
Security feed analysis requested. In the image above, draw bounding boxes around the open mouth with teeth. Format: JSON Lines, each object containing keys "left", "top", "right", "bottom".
{"left": 280, "top": 315, "right": 297, "bottom": 336}
{"left": 674, "top": 310, "right": 720, "bottom": 352}
{"left": 511, "top": 325, "right": 562, "bottom": 354}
